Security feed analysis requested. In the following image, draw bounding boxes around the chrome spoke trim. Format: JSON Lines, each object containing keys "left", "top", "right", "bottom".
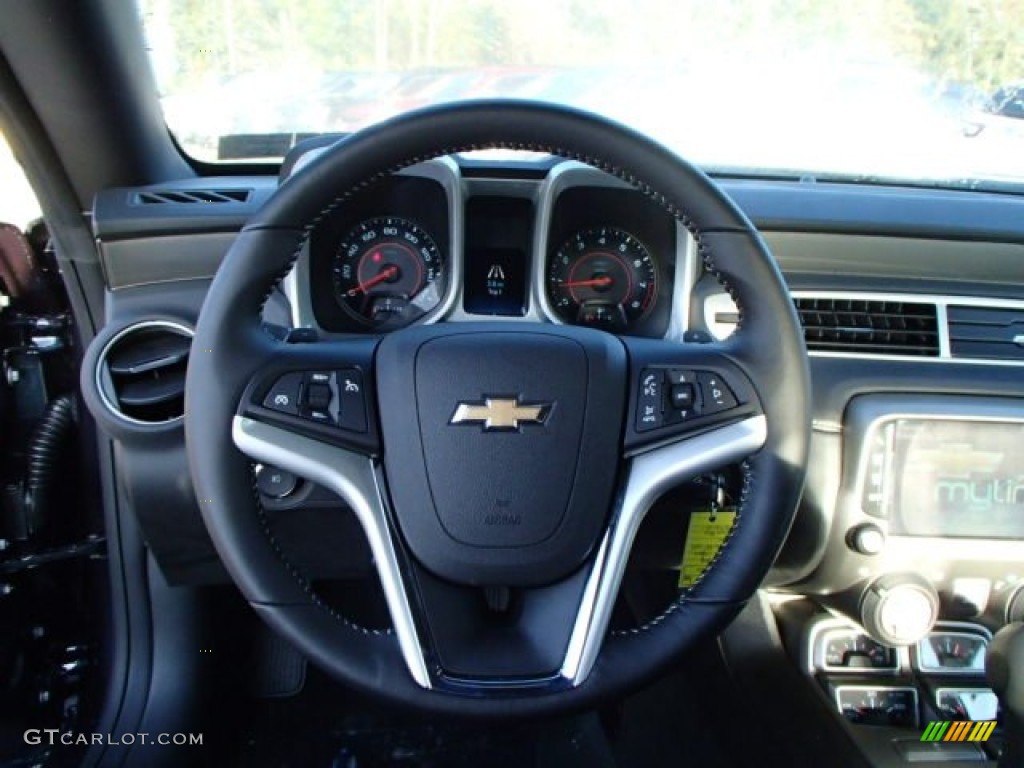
{"left": 231, "top": 416, "right": 431, "bottom": 689}
{"left": 561, "top": 414, "right": 767, "bottom": 684}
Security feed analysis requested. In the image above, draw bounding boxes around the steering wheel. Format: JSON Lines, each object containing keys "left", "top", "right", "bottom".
{"left": 185, "top": 100, "right": 810, "bottom": 716}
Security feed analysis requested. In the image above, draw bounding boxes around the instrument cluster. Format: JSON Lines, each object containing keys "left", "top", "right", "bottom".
{"left": 306, "top": 163, "right": 678, "bottom": 337}
{"left": 308, "top": 174, "right": 450, "bottom": 332}
{"left": 543, "top": 185, "right": 675, "bottom": 337}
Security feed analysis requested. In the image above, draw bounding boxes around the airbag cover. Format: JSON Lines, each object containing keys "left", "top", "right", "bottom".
{"left": 376, "top": 323, "right": 625, "bottom": 586}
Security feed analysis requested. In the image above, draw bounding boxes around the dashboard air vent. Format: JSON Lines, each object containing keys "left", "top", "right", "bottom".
{"left": 97, "top": 322, "right": 193, "bottom": 423}
{"left": 948, "top": 305, "right": 1024, "bottom": 361}
{"left": 134, "top": 189, "right": 251, "bottom": 205}
{"left": 794, "top": 297, "right": 939, "bottom": 356}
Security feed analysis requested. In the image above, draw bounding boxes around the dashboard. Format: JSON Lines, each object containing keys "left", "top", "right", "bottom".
{"left": 85, "top": 150, "right": 1024, "bottom": 762}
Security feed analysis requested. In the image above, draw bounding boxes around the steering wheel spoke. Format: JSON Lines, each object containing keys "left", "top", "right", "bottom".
{"left": 230, "top": 415, "right": 431, "bottom": 687}
{"left": 565, "top": 411, "right": 767, "bottom": 682}
{"left": 621, "top": 336, "right": 764, "bottom": 455}
{"left": 237, "top": 337, "right": 381, "bottom": 456}
{"left": 233, "top": 403, "right": 766, "bottom": 693}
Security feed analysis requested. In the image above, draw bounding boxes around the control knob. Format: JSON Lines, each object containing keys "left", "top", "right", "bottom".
{"left": 859, "top": 573, "right": 939, "bottom": 647}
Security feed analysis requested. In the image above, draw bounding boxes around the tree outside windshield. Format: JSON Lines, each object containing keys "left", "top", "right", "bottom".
{"left": 140, "top": 0, "right": 1024, "bottom": 187}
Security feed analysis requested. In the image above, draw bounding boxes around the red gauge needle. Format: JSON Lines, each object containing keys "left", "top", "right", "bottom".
{"left": 348, "top": 265, "right": 398, "bottom": 296}
{"left": 560, "top": 276, "right": 613, "bottom": 288}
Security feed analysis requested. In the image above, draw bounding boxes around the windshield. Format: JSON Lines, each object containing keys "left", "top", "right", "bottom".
{"left": 140, "top": 0, "right": 1024, "bottom": 189}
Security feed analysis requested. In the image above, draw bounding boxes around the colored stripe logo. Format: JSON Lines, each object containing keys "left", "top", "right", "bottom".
{"left": 921, "top": 721, "right": 996, "bottom": 742}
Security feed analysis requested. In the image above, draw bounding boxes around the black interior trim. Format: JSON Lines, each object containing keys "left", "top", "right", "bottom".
{"left": 0, "top": 0, "right": 193, "bottom": 205}
{"left": 0, "top": 52, "right": 103, "bottom": 339}
{"left": 82, "top": 441, "right": 152, "bottom": 767}
{"left": 720, "top": 594, "right": 872, "bottom": 768}
{"left": 721, "top": 179, "right": 1024, "bottom": 243}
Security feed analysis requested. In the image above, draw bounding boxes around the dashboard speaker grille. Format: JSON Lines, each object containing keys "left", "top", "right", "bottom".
{"left": 97, "top": 323, "right": 193, "bottom": 423}
{"left": 794, "top": 297, "right": 939, "bottom": 356}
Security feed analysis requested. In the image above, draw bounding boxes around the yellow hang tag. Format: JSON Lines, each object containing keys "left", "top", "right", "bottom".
{"left": 678, "top": 509, "right": 736, "bottom": 588}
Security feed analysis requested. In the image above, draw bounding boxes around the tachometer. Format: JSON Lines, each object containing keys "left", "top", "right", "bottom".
{"left": 333, "top": 216, "right": 445, "bottom": 329}
{"left": 547, "top": 227, "right": 658, "bottom": 330}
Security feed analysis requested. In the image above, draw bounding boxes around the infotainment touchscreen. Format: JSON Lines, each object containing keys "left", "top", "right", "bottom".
{"left": 885, "top": 419, "right": 1024, "bottom": 539}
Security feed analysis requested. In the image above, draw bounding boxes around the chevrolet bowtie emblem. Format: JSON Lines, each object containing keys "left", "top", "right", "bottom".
{"left": 450, "top": 397, "right": 551, "bottom": 431}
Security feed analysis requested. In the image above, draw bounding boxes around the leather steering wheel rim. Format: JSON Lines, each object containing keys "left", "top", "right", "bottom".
{"left": 185, "top": 100, "right": 810, "bottom": 717}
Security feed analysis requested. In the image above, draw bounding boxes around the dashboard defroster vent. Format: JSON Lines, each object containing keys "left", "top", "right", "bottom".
{"left": 947, "top": 305, "right": 1024, "bottom": 361}
{"left": 134, "top": 189, "right": 252, "bottom": 205}
{"left": 96, "top": 322, "right": 193, "bottom": 424}
{"left": 794, "top": 297, "right": 939, "bottom": 356}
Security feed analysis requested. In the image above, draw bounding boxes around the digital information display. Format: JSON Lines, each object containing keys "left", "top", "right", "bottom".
{"left": 462, "top": 196, "right": 533, "bottom": 316}
{"left": 886, "top": 419, "right": 1024, "bottom": 539}
{"left": 463, "top": 248, "right": 527, "bottom": 316}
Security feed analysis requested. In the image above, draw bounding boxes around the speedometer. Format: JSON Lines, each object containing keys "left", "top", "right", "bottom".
{"left": 547, "top": 227, "right": 658, "bottom": 330}
{"left": 332, "top": 216, "right": 445, "bottom": 329}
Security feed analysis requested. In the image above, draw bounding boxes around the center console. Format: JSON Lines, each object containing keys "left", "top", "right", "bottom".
{"left": 776, "top": 393, "right": 1024, "bottom": 764}
{"left": 806, "top": 394, "right": 1024, "bottom": 626}
{"left": 807, "top": 616, "right": 997, "bottom": 728}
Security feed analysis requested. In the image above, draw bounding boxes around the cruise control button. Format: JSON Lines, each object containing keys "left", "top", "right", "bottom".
{"left": 306, "top": 381, "right": 332, "bottom": 410}
{"left": 308, "top": 408, "right": 334, "bottom": 424}
{"left": 636, "top": 369, "right": 663, "bottom": 432}
{"left": 337, "top": 369, "right": 367, "bottom": 433}
{"left": 698, "top": 372, "right": 738, "bottom": 414}
{"left": 262, "top": 372, "right": 303, "bottom": 415}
